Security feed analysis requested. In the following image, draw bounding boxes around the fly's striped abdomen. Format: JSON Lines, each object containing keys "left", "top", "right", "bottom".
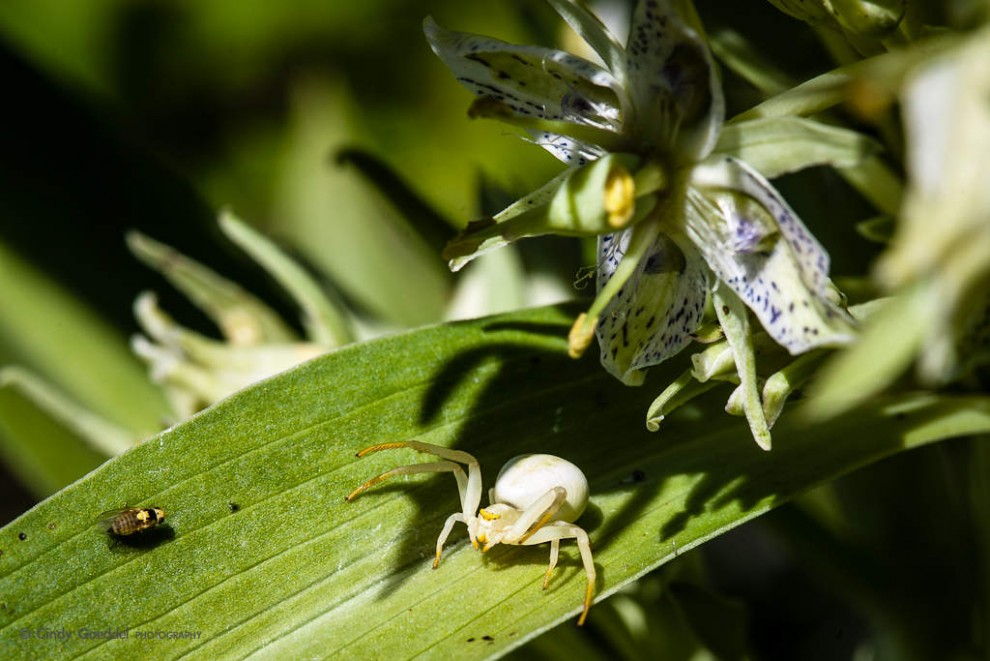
{"left": 101, "top": 507, "right": 166, "bottom": 536}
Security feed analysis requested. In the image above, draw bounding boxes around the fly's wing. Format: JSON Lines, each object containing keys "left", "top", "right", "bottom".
{"left": 97, "top": 508, "right": 132, "bottom": 524}
{"left": 96, "top": 507, "right": 137, "bottom": 532}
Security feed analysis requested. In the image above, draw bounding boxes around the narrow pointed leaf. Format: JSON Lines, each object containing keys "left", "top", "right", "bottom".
{"left": 0, "top": 241, "right": 168, "bottom": 436}
{"left": 127, "top": 231, "right": 298, "bottom": 346}
{"left": 335, "top": 147, "right": 455, "bottom": 256}
{"left": 546, "top": 0, "right": 628, "bottom": 82}
{"left": 0, "top": 368, "right": 132, "bottom": 457}
{"left": 219, "top": 212, "right": 353, "bottom": 347}
{"left": 715, "top": 117, "right": 881, "bottom": 179}
{"left": 0, "top": 368, "right": 111, "bottom": 497}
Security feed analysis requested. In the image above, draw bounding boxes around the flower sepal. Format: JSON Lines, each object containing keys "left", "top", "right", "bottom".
{"left": 445, "top": 153, "right": 661, "bottom": 270}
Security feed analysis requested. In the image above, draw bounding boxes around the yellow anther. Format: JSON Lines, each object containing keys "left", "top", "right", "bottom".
{"left": 568, "top": 313, "right": 597, "bottom": 359}
{"left": 479, "top": 508, "right": 500, "bottom": 521}
{"left": 604, "top": 163, "right": 635, "bottom": 228}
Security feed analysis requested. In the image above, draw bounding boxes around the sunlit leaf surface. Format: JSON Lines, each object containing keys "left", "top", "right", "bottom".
{"left": 2, "top": 304, "right": 988, "bottom": 660}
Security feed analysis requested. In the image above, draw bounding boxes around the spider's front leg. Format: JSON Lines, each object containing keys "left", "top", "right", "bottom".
{"left": 345, "top": 440, "right": 485, "bottom": 561}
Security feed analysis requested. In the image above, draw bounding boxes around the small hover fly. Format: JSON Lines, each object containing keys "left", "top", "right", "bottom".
{"left": 100, "top": 507, "right": 166, "bottom": 537}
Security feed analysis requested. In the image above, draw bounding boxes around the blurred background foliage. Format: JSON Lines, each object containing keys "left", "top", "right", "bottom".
{"left": 0, "top": 0, "right": 988, "bottom": 659}
{"left": 0, "top": 0, "right": 571, "bottom": 499}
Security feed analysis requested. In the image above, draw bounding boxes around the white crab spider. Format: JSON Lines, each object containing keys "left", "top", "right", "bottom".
{"left": 345, "top": 440, "right": 597, "bottom": 625}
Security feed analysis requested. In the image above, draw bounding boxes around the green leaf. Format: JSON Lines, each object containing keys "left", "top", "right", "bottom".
{"left": 0, "top": 240, "right": 168, "bottom": 436}
{"left": 272, "top": 77, "right": 449, "bottom": 326}
{"left": 715, "top": 117, "right": 880, "bottom": 178}
{"left": 218, "top": 211, "right": 353, "bottom": 347}
{"left": 709, "top": 27, "right": 790, "bottom": 97}
{"left": 127, "top": 230, "right": 299, "bottom": 346}
{"left": 731, "top": 37, "right": 956, "bottom": 123}
{"left": 807, "top": 294, "right": 926, "bottom": 419}
{"left": 2, "top": 304, "right": 988, "bottom": 659}
{"left": 0, "top": 368, "right": 132, "bottom": 457}
{"left": 334, "top": 147, "right": 455, "bottom": 257}
{"left": 0, "top": 368, "right": 110, "bottom": 497}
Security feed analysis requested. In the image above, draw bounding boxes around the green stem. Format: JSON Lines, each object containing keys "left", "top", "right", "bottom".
{"left": 713, "top": 286, "right": 772, "bottom": 450}
{"left": 646, "top": 368, "right": 721, "bottom": 431}
{"left": 569, "top": 217, "right": 662, "bottom": 359}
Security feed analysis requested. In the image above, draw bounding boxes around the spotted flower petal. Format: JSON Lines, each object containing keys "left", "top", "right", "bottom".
{"left": 623, "top": 0, "right": 724, "bottom": 160}
{"left": 595, "top": 229, "right": 708, "bottom": 385}
{"left": 687, "top": 157, "right": 855, "bottom": 353}
{"left": 424, "top": 16, "right": 622, "bottom": 165}
{"left": 426, "top": 0, "right": 856, "bottom": 449}
{"left": 546, "top": 0, "right": 629, "bottom": 84}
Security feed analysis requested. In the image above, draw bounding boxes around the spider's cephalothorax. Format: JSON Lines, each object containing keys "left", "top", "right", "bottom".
{"left": 346, "top": 441, "right": 596, "bottom": 625}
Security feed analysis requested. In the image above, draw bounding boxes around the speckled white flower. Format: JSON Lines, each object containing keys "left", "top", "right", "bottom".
{"left": 428, "top": 0, "right": 855, "bottom": 445}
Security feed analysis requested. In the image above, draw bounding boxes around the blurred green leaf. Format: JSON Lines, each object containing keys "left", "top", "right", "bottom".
{"left": 219, "top": 212, "right": 353, "bottom": 347}
{"left": 0, "top": 241, "right": 168, "bottom": 437}
{"left": 271, "top": 77, "right": 450, "bottom": 326}
{"left": 1, "top": 303, "right": 988, "bottom": 659}
{"left": 715, "top": 117, "right": 880, "bottom": 178}
{"left": 127, "top": 230, "right": 298, "bottom": 346}
{"left": 0, "top": 368, "right": 131, "bottom": 457}
{"left": 808, "top": 294, "right": 924, "bottom": 419}
{"left": 709, "top": 27, "right": 790, "bottom": 97}
{"left": 335, "top": 147, "right": 455, "bottom": 257}
{"left": 856, "top": 215, "right": 896, "bottom": 243}
{"left": 0, "top": 368, "right": 111, "bottom": 497}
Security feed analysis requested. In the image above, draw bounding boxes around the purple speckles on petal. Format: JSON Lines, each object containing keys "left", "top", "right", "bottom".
{"left": 730, "top": 216, "right": 768, "bottom": 253}
{"left": 620, "top": 0, "right": 723, "bottom": 160}
{"left": 425, "top": 17, "right": 622, "bottom": 165}
{"left": 596, "top": 230, "right": 708, "bottom": 384}
{"left": 684, "top": 176, "right": 855, "bottom": 354}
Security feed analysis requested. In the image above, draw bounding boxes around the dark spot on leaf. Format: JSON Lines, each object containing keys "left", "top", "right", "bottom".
{"left": 621, "top": 469, "right": 647, "bottom": 484}
{"left": 229, "top": 503, "right": 240, "bottom": 513}
{"left": 47, "top": 522, "right": 56, "bottom": 530}
{"left": 721, "top": 306, "right": 730, "bottom": 315}
{"left": 467, "top": 638, "right": 476, "bottom": 643}
{"left": 482, "top": 635, "right": 495, "bottom": 642}
{"left": 18, "top": 533, "right": 26, "bottom": 541}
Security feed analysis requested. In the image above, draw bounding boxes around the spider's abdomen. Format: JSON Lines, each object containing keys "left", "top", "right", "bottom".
{"left": 492, "top": 454, "right": 589, "bottom": 522}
